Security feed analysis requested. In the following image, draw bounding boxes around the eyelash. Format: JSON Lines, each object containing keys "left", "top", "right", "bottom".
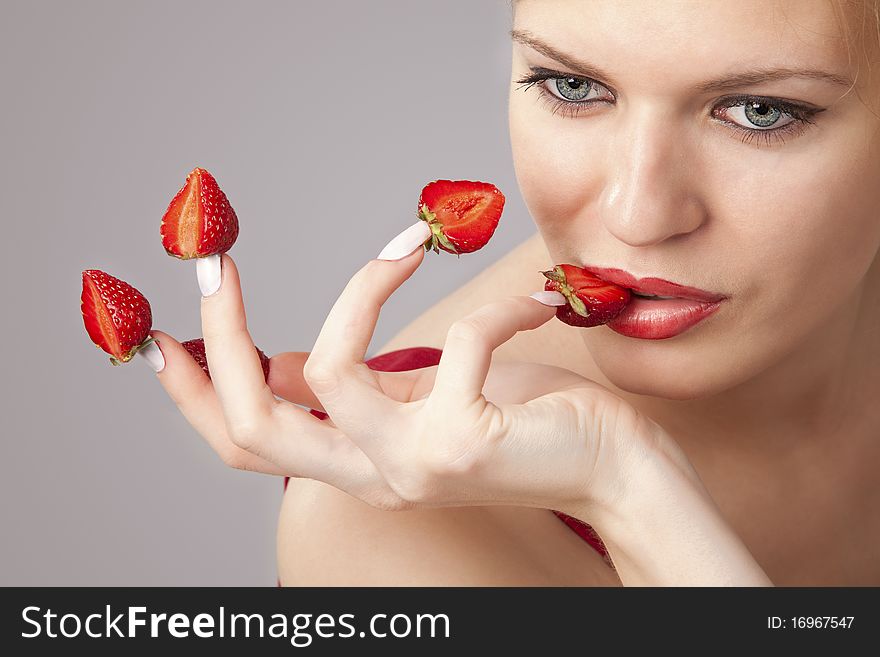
{"left": 513, "top": 69, "right": 823, "bottom": 147}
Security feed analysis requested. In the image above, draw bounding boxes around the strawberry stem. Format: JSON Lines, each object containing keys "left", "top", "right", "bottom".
{"left": 418, "top": 204, "right": 460, "bottom": 256}
{"left": 109, "top": 335, "right": 157, "bottom": 365}
{"left": 540, "top": 267, "right": 589, "bottom": 317}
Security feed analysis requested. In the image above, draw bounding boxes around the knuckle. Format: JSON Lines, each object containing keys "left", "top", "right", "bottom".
{"left": 226, "top": 418, "right": 265, "bottom": 452}
{"left": 392, "top": 446, "right": 485, "bottom": 505}
{"left": 393, "top": 480, "right": 430, "bottom": 505}
{"left": 399, "top": 407, "right": 500, "bottom": 504}
{"left": 388, "top": 467, "right": 434, "bottom": 505}
{"left": 446, "top": 318, "right": 487, "bottom": 347}
{"left": 301, "top": 359, "right": 339, "bottom": 395}
{"left": 219, "top": 449, "right": 250, "bottom": 471}
{"left": 572, "top": 387, "right": 629, "bottom": 438}
{"left": 362, "top": 491, "right": 416, "bottom": 512}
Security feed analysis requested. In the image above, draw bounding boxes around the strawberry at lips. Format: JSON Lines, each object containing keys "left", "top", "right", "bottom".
{"left": 541, "top": 264, "right": 727, "bottom": 340}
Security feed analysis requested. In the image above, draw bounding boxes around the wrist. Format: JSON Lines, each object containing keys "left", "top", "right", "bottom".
{"left": 566, "top": 438, "right": 773, "bottom": 586}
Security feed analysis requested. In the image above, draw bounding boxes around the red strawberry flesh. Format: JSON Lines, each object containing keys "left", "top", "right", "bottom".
{"left": 542, "top": 264, "right": 631, "bottom": 328}
{"left": 418, "top": 180, "right": 504, "bottom": 255}
{"left": 161, "top": 167, "right": 239, "bottom": 259}
{"left": 81, "top": 270, "right": 154, "bottom": 364}
{"left": 182, "top": 338, "right": 270, "bottom": 382}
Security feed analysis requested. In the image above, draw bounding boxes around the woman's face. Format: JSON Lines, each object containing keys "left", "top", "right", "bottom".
{"left": 510, "top": 0, "right": 880, "bottom": 399}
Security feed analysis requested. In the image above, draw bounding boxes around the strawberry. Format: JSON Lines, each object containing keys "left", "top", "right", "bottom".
{"left": 160, "top": 167, "right": 239, "bottom": 259}
{"left": 81, "top": 270, "right": 154, "bottom": 365}
{"left": 181, "top": 338, "right": 270, "bottom": 382}
{"left": 418, "top": 180, "right": 504, "bottom": 256}
{"left": 542, "top": 264, "right": 631, "bottom": 327}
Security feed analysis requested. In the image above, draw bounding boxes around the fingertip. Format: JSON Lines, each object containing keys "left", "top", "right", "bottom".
{"left": 149, "top": 328, "right": 174, "bottom": 345}
{"left": 137, "top": 339, "right": 165, "bottom": 373}
{"left": 376, "top": 221, "right": 431, "bottom": 261}
{"left": 266, "top": 351, "right": 302, "bottom": 387}
{"left": 521, "top": 294, "right": 563, "bottom": 330}
{"left": 149, "top": 330, "right": 184, "bottom": 360}
{"left": 528, "top": 291, "right": 567, "bottom": 307}
{"left": 198, "top": 254, "right": 223, "bottom": 297}
{"left": 147, "top": 330, "right": 170, "bottom": 363}
{"left": 149, "top": 330, "right": 206, "bottom": 381}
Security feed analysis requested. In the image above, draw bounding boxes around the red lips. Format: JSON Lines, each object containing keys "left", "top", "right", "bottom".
{"left": 583, "top": 266, "right": 726, "bottom": 303}
{"left": 543, "top": 262, "right": 727, "bottom": 337}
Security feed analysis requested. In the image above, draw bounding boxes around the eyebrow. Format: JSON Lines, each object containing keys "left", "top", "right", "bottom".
{"left": 510, "top": 29, "right": 854, "bottom": 92}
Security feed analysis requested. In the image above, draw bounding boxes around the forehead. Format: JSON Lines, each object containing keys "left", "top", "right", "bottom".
{"left": 514, "top": 0, "right": 855, "bottom": 90}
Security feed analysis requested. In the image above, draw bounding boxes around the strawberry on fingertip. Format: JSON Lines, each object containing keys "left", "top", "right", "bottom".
{"left": 81, "top": 270, "right": 155, "bottom": 365}
{"left": 160, "top": 167, "right": 238, "bottom": 260}
{"left": 417, "top": 180, "right": 505, "bottom": 256}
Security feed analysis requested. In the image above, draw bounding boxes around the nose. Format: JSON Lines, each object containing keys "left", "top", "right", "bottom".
{"left": 597, "top": 106, "right": 706, "bottom": 247}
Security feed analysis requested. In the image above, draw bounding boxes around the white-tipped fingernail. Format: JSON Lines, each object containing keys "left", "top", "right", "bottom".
{"left": 529, "top": 290, "right": 568, "bottom": 306}
{"left": 377, "top": 221, "right": 432, "bottom": 261}
{"left": 138, "top": 341, "right": 165, "bottom": 372}
{"left": 197, "top": 254, "right": 222, "bottom": 297}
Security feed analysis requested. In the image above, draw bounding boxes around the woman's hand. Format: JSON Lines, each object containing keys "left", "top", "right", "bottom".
{"left": 151, "top": 239, "right": 771, "bottom": 585}
{"left": 153, "top": 246, "right": 668, "bottom": 516}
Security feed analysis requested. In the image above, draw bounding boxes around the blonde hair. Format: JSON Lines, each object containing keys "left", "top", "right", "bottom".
{"left": 829, "top": 0, "right": 880, "bottom": 113}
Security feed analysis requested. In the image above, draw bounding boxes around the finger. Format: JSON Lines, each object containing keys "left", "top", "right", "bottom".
{"left": 432, "top": 295, "right": 560, "bottom": 405}
{"left": 150, "top": 330, "right": 287, "bottom": 474}
{"left": 269, "top": 351, "right": 425, "bottom": 408}
{"left": 153, "top": 331, "right": 374, "bottom": 490}
{"left": 200, "top": 254, "right": 277, "bottom": 430}
{"left": 305, "top": 243, "right": 426, "bottom": 433}
{"left": 481, "top": 360, "right": 592, "bottom": 404}
{"left": 266, "top": 351, "right": 324, "bottom": 410}
{"left": 154, "top": 336, "right": 400, "bottom": 506}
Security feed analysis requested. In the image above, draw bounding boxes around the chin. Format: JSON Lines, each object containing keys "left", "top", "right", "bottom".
{"left": 584, "top": 329, "right": 749, "bottom": 401}
{"left": 598, "top": 367, "right": 720, "bottom": 401}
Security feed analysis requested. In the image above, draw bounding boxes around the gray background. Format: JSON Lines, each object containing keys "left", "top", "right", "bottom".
{"left": 0, "top": 0, "right": 534, "bottom": 585}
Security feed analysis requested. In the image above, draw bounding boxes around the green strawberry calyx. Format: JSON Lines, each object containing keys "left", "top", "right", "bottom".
{"left": 110, "top": 335, "right": 157, "bottom": 366}
{"left": 541, "top": 266, "right": 590, "bottom": 317}
{"left": 418, "top": 204, "right": 461, "bottom": 258}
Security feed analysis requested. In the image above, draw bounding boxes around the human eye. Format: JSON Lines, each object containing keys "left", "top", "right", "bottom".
{"left": 514, "top": 65, "right": 825, "bottom": 146}
{"left": 514, "top": 66, "right": 614, "bottom": 117}
{"left": 712, "top": 95, "right": 824, "bottom": 147}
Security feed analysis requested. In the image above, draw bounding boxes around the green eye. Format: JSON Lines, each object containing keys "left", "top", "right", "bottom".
{"left": 725, "top": 100, "right": 794, "bottom": 131}
{"left": 548, "top": 77, "right": 594, "bottom": 101}
{"left": 743, "top": 102, "right": 783, "bottom": 128}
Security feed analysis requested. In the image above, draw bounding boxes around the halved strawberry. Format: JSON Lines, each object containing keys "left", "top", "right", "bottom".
{"left": 542, "top": 264, "right": 631, "bottom": 327}
{"left": 181, "top": 338, "right": 270, "bottom": 382}
{"left": 418, "top": 180, "right": 504, "bottom": 256}
{"left": 160, "top": 167, "right": 239, "bottom": 259}
{"left": 81, "top": 270, "right": 154, "bottom": 365}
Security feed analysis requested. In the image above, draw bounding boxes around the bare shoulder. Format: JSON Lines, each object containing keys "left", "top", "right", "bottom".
{"left": 276, "top": 477, "right": 619, "bottom": 586}
{"left": 375, "top": 232, "right": 558, "bottom": 360}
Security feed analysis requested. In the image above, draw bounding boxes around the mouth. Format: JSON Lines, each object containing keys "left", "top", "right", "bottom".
{"left": 585, "top": 265, "right": 728, "bottom": 340}
{"left": 629, "top": 291, "right": 679, "bottom": 300}
{"left": 583, "top": 266, "right": 727, "bottom": 303}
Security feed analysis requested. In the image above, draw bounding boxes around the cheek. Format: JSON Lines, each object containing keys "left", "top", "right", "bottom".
{"left": 509, "top": 98, "right": 602, "bottom": 241}
{"left": 715, "top": 124, "right": 880, "bottom": 339}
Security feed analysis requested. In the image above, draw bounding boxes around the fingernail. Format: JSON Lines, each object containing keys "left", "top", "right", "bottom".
{"left": 377, "top": 221, "right": 432, "bottom": 261}
{"left": 197, "top": 254, "right": 222, "bottom": 297}
{"left": 138, "top": 340, "right": 165, "bottom": 372}
{"left": 529, "top": 290, "right": 568, "bottom": 306}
